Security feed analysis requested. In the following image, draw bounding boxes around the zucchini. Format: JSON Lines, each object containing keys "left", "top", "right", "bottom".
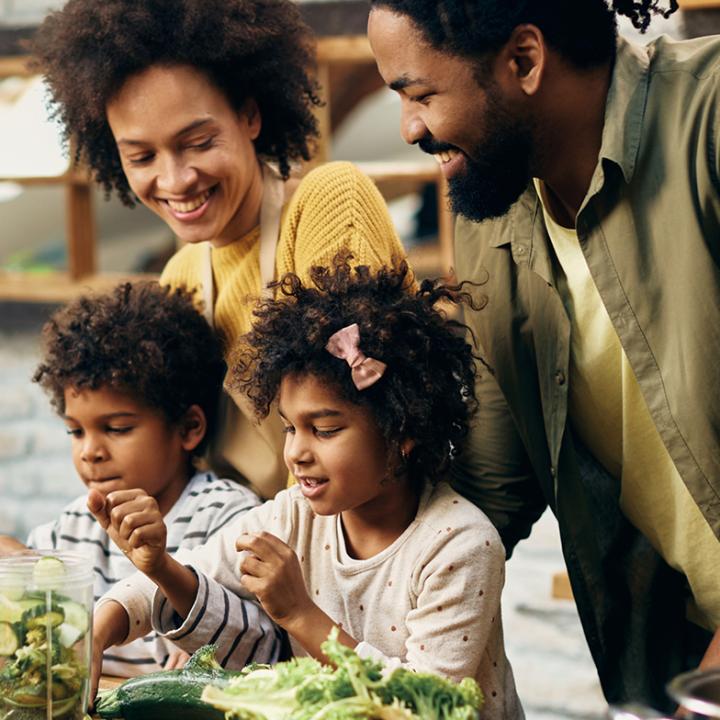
{"left": 0, "top": 620, "right": 19, "bottom": 656}
{"left": 95, "top": 645, "right": 234, "bottom": 720}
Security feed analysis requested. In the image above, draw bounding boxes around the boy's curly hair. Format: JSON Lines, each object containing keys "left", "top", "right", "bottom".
{"left": 31, "top": 0, "right": 321, "bottom": 206}
{"left": 34, "top": 281, "right": 226, "bottom": 457}
{"left": 232, "top": 255, "right": 480, "bottom": 489}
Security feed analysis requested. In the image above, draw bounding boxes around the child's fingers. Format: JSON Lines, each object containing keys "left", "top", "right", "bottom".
{"left": 87, "top": 489, "right": 110, "bottom": 530}
{"left": 239, "top": 553, "right": 265, "bottom": 578}
{"left": 235, "top": 531, "right": 287, "bottom": 559}
{"left": 126, "top": 520, "right": 166, "bottom": 550}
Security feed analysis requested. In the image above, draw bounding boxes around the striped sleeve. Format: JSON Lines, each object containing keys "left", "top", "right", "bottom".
{"left": 151, "top": 571, "right": 283, "bottom": 667}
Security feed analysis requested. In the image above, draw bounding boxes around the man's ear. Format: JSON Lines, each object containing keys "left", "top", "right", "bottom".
{"left": 179, "top": 404, "right": 207, "bottom": 452}
{"left": 498, "top": 23, "right": 546, "bottom": 97}
{"left": 401, "top": 437, "right": 416, "bottom": 459}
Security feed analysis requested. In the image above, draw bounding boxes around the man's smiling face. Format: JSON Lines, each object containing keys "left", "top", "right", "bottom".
{"left": 368, "top": 7, "right": 535, "bottom": 222}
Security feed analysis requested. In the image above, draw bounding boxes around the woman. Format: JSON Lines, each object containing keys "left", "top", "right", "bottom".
{"left": 33, "top": 0, "right": 407, "bottom": 498}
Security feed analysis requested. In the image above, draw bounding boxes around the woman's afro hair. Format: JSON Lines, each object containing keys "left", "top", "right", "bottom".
{"left": 31, "top": 0, "right": 322, "bottom": 206}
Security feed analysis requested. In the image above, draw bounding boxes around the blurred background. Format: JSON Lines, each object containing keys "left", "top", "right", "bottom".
{"left": 0, "top": 2, "right": 710, "bottom": 718}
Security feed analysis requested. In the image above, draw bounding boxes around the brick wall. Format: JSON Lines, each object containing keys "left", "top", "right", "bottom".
{"left": 0, "top": 306, "right": 76, "bottom": 543}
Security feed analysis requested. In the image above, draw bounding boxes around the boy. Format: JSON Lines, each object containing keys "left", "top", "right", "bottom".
{"left": 0, "top": 282, "right": 280, "bottom": 675}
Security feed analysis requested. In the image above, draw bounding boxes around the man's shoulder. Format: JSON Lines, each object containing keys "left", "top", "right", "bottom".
{"left": 647, "top": 34, "right": 720, "bottom": 81}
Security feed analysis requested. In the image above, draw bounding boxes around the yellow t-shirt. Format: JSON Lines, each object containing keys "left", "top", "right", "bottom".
{"left": 536, "top": 180, "right": 720, "bottom": 630}
{"left": 161, "top": 161, "right": 407, "bottom": 498}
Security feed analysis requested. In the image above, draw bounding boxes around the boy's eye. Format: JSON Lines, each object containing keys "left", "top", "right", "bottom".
{"left": 65, "top": 428, "right": 82, "bottom": 438}
{"left": 281, "top": 425, "right": 295, "bottom": 435}
{"left": 107, "top": 426, "right": 133, "bottom": 434}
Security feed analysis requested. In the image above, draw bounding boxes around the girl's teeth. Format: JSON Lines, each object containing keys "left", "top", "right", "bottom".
{"left": 168, "top": 189, "right": 210, "bottom": 213}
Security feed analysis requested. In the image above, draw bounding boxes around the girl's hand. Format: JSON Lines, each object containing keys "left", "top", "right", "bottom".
{"left": 236, "top": 532, "right": 312, "bottom": 627}
{"left": 88, "top": 488, "right": 167, "bottom": 576}
{"left": 164, "top": 647, "right": 191, "bottom": 670}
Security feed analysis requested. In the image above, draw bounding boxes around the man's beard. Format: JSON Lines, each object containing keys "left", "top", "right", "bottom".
{"left": 422, "top": 86, "right": 533, "bottom": 223}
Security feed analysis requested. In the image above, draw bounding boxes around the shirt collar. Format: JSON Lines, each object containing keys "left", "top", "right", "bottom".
{"left": 488, "top": 36, "right": 650, "bottom": 249}
{"left": 598, "top": 36, "right": 651, "bottom": 185}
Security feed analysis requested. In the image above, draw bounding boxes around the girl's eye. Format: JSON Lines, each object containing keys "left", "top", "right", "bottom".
{"left": 281, "top": 425, "right": 295, "bottom": 435}
{"left": 314, "top": 428, "right": 341, "bottom": 438}
{"left": 65, "top": 428, "right": 82, "bottom": 438}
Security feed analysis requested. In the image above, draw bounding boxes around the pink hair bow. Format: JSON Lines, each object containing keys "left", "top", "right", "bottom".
{"left": 325, "top": 323, "right": 387, "bottom": 391}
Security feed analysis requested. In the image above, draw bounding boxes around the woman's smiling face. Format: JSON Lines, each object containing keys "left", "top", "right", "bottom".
{"left": 106, "top": 63, "right": 264, "bottom": 247}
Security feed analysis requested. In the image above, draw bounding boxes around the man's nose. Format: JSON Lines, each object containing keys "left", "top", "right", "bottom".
{"left": 400, "top": 105, "right": 428, "bottom": 146}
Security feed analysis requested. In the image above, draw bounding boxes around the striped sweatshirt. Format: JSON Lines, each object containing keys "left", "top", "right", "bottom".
{"left": 27, "top": 471, "right": 278, "bottom": 676}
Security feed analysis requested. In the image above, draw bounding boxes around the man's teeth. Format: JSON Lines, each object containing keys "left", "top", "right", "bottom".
{"left": 433, "top": 149, "right": 460, "bottom": 164}
{"left": 167, "top": 189, "right": 211, "bottom": 213}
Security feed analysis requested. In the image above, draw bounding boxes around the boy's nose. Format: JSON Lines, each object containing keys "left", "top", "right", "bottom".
{"left": 81, "top": 438, "right": 108, "bottom": 463}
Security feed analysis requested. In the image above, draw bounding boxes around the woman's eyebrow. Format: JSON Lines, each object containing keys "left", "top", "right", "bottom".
{"left": 116, "top": 118, "right": 214, "bottom": 146}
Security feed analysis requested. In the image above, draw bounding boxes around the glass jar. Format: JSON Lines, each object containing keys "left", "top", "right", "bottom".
{"left": 0, "top": 550, "right": 93, "bottom": 720}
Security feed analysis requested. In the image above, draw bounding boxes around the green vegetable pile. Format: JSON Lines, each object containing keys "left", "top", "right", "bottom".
{"left": 0, "top": 557, "right": 90, "bottom": 720}
{"left": 201, "top": 628, "right": 483, "bottom": 720}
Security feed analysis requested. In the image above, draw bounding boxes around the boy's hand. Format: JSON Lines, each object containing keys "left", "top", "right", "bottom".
{"left": 236, "top": 532, "right": 313, "bottom": 627}
{"left": 88, "top": 488, "right": 167, "bottom": 576}
{"left": 90, "top": 600, "right": 130, "bottom": 707}
{"left": 0, "top": 535, "right": 27, "bottom": 556}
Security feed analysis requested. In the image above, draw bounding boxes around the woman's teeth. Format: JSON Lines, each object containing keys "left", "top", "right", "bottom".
{"left": 434, "top": 149, "right": 460, "bottom": 164}
{"left": 167, "top": 189, "right": 211, "bottom": 213}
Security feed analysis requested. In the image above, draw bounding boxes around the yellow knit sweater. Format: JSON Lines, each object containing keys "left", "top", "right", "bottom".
{"left": 160, "top": 161, "right": 407, "bottom": 496}
{"left": 161, "top": 161, "right": 406, "bottom": 351}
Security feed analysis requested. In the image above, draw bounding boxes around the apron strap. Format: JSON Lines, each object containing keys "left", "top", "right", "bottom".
{"left": 200, "top": 162, "right": 285, "bottom": 327}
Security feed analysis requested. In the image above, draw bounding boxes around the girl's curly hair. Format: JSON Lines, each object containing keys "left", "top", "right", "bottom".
{"left": 31, "top": 0, "right": 321, "bottom": 206}
{"left": 232, "top": 255, "right": 481, "bottom": 489}
{"left": 34, "top": 281, "right": 226, "bottom": 457}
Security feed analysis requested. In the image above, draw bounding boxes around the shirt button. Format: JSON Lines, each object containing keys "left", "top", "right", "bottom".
{"left": 550, "top": 466, "right": 557, "bottom": 478}
{"left": 515, "top": 245, "right": 527, "bottom": 256}
{"left": 555, "top": 370, "right": 566, "bottom": 386}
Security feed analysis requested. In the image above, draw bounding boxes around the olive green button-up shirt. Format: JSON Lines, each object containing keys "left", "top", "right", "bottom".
{"left": 452, "top": 35, "right": 720, "bottom": 708}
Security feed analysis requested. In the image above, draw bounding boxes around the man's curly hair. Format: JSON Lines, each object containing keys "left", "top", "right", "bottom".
{"left": 370, "top": 0, "right": 679, "bottom": 68}
{"left": 34, "top": 281, "right": 226, "bottom": 457}
{"left": 232, "top": 255, "right": 479, "bottom": 490}
{"left": 31, "top": 0, "right": 321, "bottom": 206}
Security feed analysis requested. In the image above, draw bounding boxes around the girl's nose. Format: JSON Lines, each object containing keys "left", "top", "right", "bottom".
{"left": 285, "top": 433, "right": 313, "bottom": 467}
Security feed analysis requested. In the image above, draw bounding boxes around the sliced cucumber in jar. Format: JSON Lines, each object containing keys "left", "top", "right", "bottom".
{"left": 57, "top": 601, "right": 88, "bottom": 636}
{"left": 31, "top": 556, "right": 66, "bottom": 591}
{"left": 0, "top": 595, "right": 24, "bottom": 624}
{"left": 0, "top": 620, "right": 19, "bottom": 656}
{"left": 23, "top": 603, "right": 64, "bottom": 630}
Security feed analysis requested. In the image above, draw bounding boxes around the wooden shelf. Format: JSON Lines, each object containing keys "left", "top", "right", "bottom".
{"left": 0, "top": 271, "right": 156, "bottom": 303}
{"left": 679, "top": 0, "right": 720, "bottom": 8}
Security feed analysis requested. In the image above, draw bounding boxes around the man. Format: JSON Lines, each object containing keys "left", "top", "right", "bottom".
{"left": 368, "top": 0, "right": 720, "bottom": 711}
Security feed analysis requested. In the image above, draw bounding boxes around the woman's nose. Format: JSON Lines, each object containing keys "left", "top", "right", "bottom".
{"left": 156, "top": 155, "right": 199, "bottom": 195}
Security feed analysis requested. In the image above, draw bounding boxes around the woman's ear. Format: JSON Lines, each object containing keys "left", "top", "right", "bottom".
{"left": 179, "top": 404, "right": 207, "bottom": 452}
{"left": 242, "top": 98, "right": 262, "bottom": 141}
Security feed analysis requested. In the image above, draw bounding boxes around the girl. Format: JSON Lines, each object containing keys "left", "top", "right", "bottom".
{"left": 32, "top": 0, "right": 407, "bottom": 499}
{"left": 90, "top": 256, "right": 523, "bottom": 718}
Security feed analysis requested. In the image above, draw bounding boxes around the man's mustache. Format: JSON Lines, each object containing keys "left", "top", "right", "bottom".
{"left": 417, "top": 137, "right": 462, "bottom": 156}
